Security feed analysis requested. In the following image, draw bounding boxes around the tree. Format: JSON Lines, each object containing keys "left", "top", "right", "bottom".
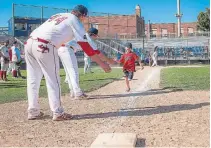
{"left": 197, "top": 8, "right": 210, "bottom": 31}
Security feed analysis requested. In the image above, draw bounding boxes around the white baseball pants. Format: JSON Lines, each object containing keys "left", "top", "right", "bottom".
{"left": 152, "top": 57, "right": 158, "bottom": 67}
{"left": 58, "top": 46, "right": 83, "bottom": 97}
{"left": 1, "top": 59, "right": 9, "bottom": 71}
{"left": 25, "top": 38, "right": 64, "bottom": 116}
{"left": 12, "top": 62, "right": 18, "bottom": 71}
{"left": 7, "top": 62, "right": 12, "bottom": 75}
{"left": 84, "top": 57, "right": 91, "bottom": 74}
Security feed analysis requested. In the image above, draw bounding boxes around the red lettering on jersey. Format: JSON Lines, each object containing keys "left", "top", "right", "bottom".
{"left": 48, "top": 14, "right": 61, "bottom": 22}
{"left": 48, "top": 15, "right": 68, "bottom": 25}
{"left": 55, "top": 17, "right": 68, "bottom": 25}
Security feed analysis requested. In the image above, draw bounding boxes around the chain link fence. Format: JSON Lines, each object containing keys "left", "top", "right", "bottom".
{"left": 12, "top": 3, "right": 137, "bottom": 38}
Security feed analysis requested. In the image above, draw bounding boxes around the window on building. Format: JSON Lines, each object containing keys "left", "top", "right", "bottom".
{"left": 15, "top": 23, "right": 26, "bottom": 31}
{"left": 188, "top": 27, "right": 194, "bottom": 36}
{"left": 151, "top": 29, "right": 157, "bottom": 38}
{"left": 161, "top": 29, "right": 168, "bottom": 37}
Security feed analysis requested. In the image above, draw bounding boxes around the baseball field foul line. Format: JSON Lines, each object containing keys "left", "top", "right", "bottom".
{"left": 91, "top": 68, "right": 161, "bottom": 147}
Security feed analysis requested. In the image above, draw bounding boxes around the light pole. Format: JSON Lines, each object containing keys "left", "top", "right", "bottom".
{"left": 175, "top": 0, "right": 183, "bottom": 38}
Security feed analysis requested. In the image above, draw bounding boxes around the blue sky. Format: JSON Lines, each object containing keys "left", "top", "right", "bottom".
{"left": 0, "top": 0, "right": 209, "bottom": 26}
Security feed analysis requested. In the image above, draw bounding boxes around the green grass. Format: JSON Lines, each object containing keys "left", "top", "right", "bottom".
{"left": 0, "top": 68, "right": 123, "bottom": 104}
{"left": 160, "top": 66, "right": 210, "bottom": 90}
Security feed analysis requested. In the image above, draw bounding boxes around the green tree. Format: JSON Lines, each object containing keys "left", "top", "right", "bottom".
{"left": 197, "top": 8, "right": 210, "bottom": 31}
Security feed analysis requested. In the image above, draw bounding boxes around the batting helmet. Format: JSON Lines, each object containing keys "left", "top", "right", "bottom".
{"left": 125, "top": 42, "right": 132, "bottom": 49}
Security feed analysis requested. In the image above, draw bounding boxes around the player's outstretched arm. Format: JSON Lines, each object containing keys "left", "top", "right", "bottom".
{"left": 71, "top": 21, "right": 112, "bottom": 73}
{"left": 98, "top": 52, "right": 116, "bottom": 65}
{"left": 90, "top": 54, "right": 111, "bottom": 73}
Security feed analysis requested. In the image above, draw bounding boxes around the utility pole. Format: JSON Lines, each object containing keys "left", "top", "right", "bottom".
{"left": 175, "top": 0, "right": 183, "bottom": 37}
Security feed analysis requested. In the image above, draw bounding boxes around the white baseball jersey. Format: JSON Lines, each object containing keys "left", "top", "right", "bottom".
{"left": 0, "top": 45, "right": 9, "bottom": 62}
{"left": 0, "top": 45, "right": 9, "bottom": 58}
{"left": 30, "top": 13, "right": 87, "bottom": 49}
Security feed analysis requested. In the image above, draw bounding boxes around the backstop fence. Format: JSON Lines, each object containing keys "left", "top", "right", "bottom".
{"left": 12, "top": 3, "right": 137, "bottom": 38}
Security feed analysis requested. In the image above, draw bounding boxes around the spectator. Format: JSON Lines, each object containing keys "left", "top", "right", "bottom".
{"left": 148, "top": 53, "right": 152, "bottom": 67}
{"left": 6, "top": 47, "right": 13, "bottom": 76}
{"left": 21, "top": 24, "right": 25, "bottom": 30}
{"left": 167, "top": 47, "right": 171, "bottom": 58}
{"left": 140, "top": 51, "right": 145, "bottom": 70}
{"left": 152, "top": 46, "right": 158, "bottom": 67}
{"left": 14, "top": 24, "right": 17, "bottom": 30}
{"left": 11, "top": 41, "right": 21, "bottom": 78}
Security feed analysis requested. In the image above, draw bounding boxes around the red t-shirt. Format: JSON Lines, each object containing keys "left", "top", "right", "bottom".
{"left": 119, "top": 52, "right": 139, "bottom": 72}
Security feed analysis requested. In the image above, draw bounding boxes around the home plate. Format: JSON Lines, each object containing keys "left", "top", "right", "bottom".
{"left": 90, "top": 133, "right": 137, "bottom": 148}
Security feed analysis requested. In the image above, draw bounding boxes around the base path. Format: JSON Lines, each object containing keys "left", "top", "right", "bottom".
{"left": 0, "top": 66, "right": 209, "bottom": 147}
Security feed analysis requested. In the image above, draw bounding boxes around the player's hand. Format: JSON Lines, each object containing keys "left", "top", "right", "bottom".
{"left": 107, "top": 58, "right": 116, "bottom": 65}
{"left": 101, "top": 62, "right": 112, "bottom": 73}
{"left": 90, "top": 54, "right": 112, "bottom": 73}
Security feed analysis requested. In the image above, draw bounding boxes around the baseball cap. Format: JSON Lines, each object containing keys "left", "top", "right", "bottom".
{"left": 88, "top": 28, "right": 99, "bottom": 37}
{"left": 73, "top": 5, "right": 88, "bottom": 17}
{"left": 125, "top": 42, "right": 132, "bottom": 49}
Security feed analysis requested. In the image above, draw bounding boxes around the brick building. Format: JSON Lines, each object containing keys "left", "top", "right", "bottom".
{"left": 83, "top": 5, "right": 145, "bottom": 38}
{"left": 145, "top": 21, "right": 197, "bottom": 38}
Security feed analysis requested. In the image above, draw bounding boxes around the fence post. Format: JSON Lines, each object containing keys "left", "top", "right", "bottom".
{"left": 41, "top": 6, "right": 43, "bottom": 24}
{"left": 12, "top": 3, "right": 15, "bottom": 37}
{"left": 88, "top": 12, "right": 90, "bottom": 30}
{"left": 107, "top": 13, "right": 109, "bottom": 38}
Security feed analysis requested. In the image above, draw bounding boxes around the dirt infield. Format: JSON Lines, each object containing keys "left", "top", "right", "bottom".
{"left": 0, "top": 66, "right": 209, "bottom": 147}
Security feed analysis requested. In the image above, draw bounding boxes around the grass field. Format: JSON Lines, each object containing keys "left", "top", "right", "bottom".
{"left": 160, "top": 66, "right": 210, "bottom": 90}
{"left": 0, "top": 68, "right": 123, "bottom": 104}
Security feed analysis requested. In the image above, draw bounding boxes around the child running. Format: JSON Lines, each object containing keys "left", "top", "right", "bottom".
{"left": 115, "top": 42, "right": 139, "bottom": 92}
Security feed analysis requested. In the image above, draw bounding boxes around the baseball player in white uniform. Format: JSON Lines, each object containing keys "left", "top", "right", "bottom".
{"left": 25, "top": 5, "right": 112, "bottom": 121}
{"left": 0, "top": 40, "right": 10, "bottom": 81}
{"left": 84, "top": 53, "right": 92, "bottom": 74}
{"left": 58, "top": 27, "right": 103, "bottom": 100}
{"left": 84, "top": 28, "right": 98, "bottom": 74}
{"left": 58, "top": 40, "right": 83, "bottom": 99}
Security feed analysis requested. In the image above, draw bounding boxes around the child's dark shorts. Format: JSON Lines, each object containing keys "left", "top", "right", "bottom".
{"left": 124, "top": 70, "right": 134, "bottom": 80}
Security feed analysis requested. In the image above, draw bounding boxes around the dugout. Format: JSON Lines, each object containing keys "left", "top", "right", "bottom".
{"left": 8, "top": 17, "right": 47, "bottom": 37}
